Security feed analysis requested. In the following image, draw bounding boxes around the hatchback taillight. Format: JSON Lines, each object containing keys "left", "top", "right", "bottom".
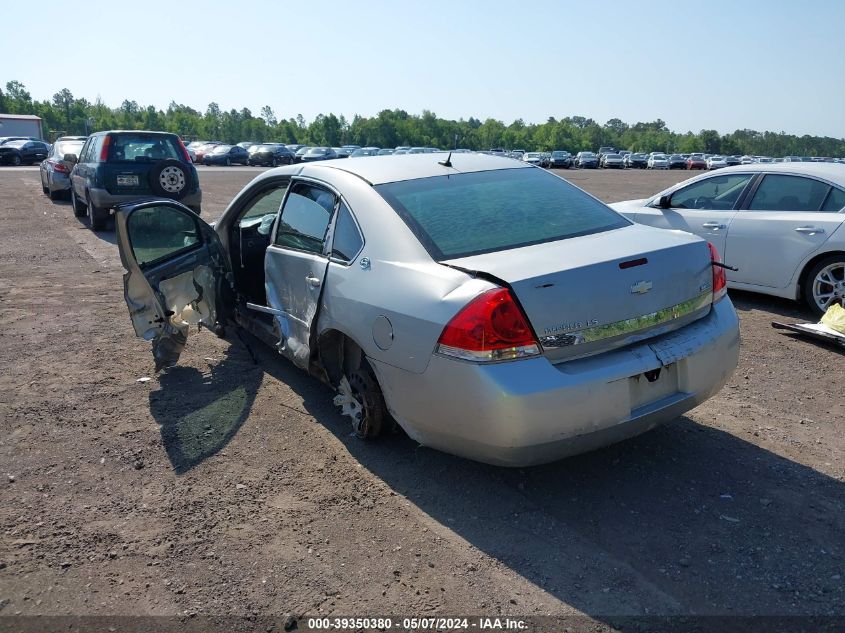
{"left": 177, "top": 138, "right": 192, "bottom": 163}
{"left": 708, "top": 242, "right": 727, "bottom": 302}
{"left": 99, "top": 135, "right": 111, "bottom": 161}
{"left": 52, "top": 161, "right": 69, "bottom": 173}
{"left": 437, "top": 288, "right": 540, "bottom": 362}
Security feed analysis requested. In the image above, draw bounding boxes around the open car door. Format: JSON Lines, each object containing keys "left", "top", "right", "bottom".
{"left": 115, "top": 200, "right": 232, "bottom": 371}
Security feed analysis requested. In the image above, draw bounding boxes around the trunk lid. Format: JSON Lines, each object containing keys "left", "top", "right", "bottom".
{"left": 442, "top": 224, "right": 714, "bottom": 362}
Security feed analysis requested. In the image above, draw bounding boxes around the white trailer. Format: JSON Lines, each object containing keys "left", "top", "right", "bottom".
{"left": 0, "top": 114, "right": 43, "bottom": 140}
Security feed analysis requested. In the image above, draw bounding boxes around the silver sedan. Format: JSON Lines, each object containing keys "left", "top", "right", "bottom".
{"left": 114, "top": 153, "right": 739, "bottom": 466}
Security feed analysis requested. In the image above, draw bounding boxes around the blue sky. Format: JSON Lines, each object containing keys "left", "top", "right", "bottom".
{"left": 3, "top": 0, "right": 843, "bottom": 137}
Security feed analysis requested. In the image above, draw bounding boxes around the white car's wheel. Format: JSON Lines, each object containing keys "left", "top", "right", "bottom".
{"left": 805, "top": 256, "right": 845, "bottom": 316}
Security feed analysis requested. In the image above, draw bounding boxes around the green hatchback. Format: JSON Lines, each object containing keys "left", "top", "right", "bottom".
{"left": 67, "top": 130, "right": 202, "bottom": 231}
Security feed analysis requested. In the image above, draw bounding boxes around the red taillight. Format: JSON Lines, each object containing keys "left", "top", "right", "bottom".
{"left": 177, "top": 138, "right": 192, "bottom": 163}
{"left": 708, "top": 242, "right": 727, "bottom": 302}
{"left": 52, "top": 160, "right": 69, "bottom": 173}
{"left": 99, "top": 134, "right": 111, "bottom": 161}
{"left": 437, "top": 288, "right": 540, "bottom": 362}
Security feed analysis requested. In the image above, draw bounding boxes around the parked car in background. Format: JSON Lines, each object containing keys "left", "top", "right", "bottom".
{"left": 522, "top": 152, "right": 545, "bottom": 166}
{"left": 668, "top": 154, "right": 687, "bottom": 170}
{"left": 648, "top": 154, "right": 669, "bottom": 170}
{"left": 601, "top": 153, "right": 625, "bottom": 169}
{"left": 67, "top": 130, "right": 201, "bottom": 230}
{"left": 610, "top": 163, "right": 845, "bottom": 315}
{"left": 237, "top": 142, "right": 258, "bottom": 150}
{"left": 350, "top": 147, "right": 380, "bottom": 157}
{"left": 203, "top": 144, "right": 249, "bottom": 166}
{"left": 300, "top": 147, "right": 338, "bottom": 162}
{"left": 0, "top": 139, "right": 49, "bottom": 165}
{"left": 408, "top": 147, "right": 429, "bottom": 154}
{"left": 334, "top": 148, "right": 352, "bottom": 159}
{"left": 39, "top": 136, "right": 87, "bottom": 199}
{"left": 112, "top": 153, "right": 739, "bottom": 466}
{"left": 377, "top": 148, "right": 395, "bottom": 156}
{"left": 686, "top": 155, "right": 707, "bottom": 170}
{"left": 597, "top": 146, "right": 616, "bottom": 163}
{"left": 723, "top": 156, "right": 740, "bottom": 166}
{"left": 624, "top": 153, "right": 648, "bottom": 169}
{"left": 574, "top": 151, "right": 598, "bottom": 168}
{"left": 549, "top": 150, "right": 572, "bottom": 168}
{"left": 0, "top": 136, "right": 42, "bottom": 145}
{"left": 706, "top": 155, "right": 728, "bottom": 170}
{"left": 194, "top": 142, "right": 221, "bottom": 163}
{"left": 286, "top": 144, "right": 306, "bottom": 154}
{"left": 294, "top": 146, "right": 312, "bottom": 163}
{"left": 248, "top": 143, "right": 295, "bottom": 167}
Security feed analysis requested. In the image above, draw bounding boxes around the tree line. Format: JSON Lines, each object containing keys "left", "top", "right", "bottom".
{"left": 2, "top": 80, "right": 843, "bottom": 158}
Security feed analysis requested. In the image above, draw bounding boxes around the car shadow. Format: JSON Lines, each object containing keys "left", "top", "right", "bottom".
{"left": 148, "top": 335, "right": 263, "bottom": 474}
{"left": 71, "top": 211, "right": 118, "bottom": 245}
{"left": 729, "top": 289, "right": 811, "bottom": 320}
{"left": 249, "top": 338, "right": 845, "bottom": 622}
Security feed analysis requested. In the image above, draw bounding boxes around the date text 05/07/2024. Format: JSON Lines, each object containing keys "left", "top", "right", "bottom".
{"left": 304, "top": 617, "right": 528, "bottom": 630}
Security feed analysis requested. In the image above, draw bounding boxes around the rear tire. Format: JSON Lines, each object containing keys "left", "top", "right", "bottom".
{"left": 803, "top": 254, "right": 845, "bottom": 317}
{"left": 225, "top": 157, "right": 231, "bottom": 166}
{"left": 336, "top": 358, "right": 387, "bottom": 440}
{"left": 11, "top": 155, "right": 21, "bottom": 166}
{"left": 87, "top": 195, "right": 107, "bottom": 231}
{"left": 71, "top": 188, "right": 87, "bottom": 217}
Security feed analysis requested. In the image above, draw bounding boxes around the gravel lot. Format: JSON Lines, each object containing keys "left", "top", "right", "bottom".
{"left": 1, "top": 165, "right": 842, "bottom": 631}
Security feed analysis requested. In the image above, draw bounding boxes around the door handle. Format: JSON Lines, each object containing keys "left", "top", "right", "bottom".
{"left": 305, "top": 274, "right": 322, "bottom": 288}
{"left": 702, "top": 222, "right": 727, "bottom": 229}
{"left": 794, "top": 226, "right": 825, "bottom": 235}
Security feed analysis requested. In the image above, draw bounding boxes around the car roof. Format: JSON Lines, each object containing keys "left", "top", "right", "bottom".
{"left": 299, "top": 152, "right": 531, "bottom": 185}
{"left": 712, "top": 162, "right": 845, "bottom": 185}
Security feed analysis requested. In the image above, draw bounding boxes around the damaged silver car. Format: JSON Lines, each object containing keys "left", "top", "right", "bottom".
{"left": 115, "top": 153, "right": 740, "bottom": 466}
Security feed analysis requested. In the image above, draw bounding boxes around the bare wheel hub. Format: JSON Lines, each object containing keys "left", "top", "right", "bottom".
{"left": 333, "top": 376, "right": 365, "bottom": 435}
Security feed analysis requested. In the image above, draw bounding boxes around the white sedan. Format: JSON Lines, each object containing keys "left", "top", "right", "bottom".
{"left": 648, "top": 154, "right": 669, "bottom": 170}
{"left": 706, "top": 155, "right": 727, "bottom": 170}
{"left": 610, "top": 163, "right": 845, "bottom": 314}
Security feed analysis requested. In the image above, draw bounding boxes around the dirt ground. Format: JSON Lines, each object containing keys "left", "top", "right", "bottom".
{"left": 1, "top": 165, "right": 843, "bottom": 632}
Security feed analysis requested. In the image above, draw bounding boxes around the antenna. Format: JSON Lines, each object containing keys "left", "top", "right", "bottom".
{"left": 438, "top": 151, "right": 453, "bottom": 168}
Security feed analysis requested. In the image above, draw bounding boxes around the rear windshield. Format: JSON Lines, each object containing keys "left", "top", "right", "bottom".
{"left": 110, "top": 134, "right": 182, "bottom": 162}
{"left": 55, "top": 140, "right": 84, "bottom": 156}
{"left": 375, "top": 168, "right": 630, "bottom": 260}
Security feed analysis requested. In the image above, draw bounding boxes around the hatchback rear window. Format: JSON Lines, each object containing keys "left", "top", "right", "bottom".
{"left": 110, "top": 134, "right": 182, "bottom": 162}
{"left": 375, "top": 168, "right": 630, "bottom": 260}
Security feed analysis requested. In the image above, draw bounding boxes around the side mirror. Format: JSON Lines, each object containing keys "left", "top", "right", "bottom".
{"left": 658, "top": 194, "right": 672, "bottom": 209}
{"left": 63, "top": 153, "right": 78, "bottom": 164}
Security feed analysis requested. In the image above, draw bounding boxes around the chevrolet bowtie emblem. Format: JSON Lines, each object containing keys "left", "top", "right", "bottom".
{"left": 630, "top": 280, "right": 653, "bottom": 294}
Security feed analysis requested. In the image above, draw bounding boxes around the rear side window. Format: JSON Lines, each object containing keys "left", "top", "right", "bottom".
{"left": 822, "top": 187, "right": 845, "bottom": 212}
{"left": 330, "top": 203, "right": 363, "bottom": 263}
{"left": 748, "top": 175, "right": 830, "bottom": 212}
{"left": 110, "top": 134, "right": 182, "bottom": 162}
{"left": 375, "top": 168, "right": 629, "bottom": 260}
{"left": 274, "top": 183, "right": 336, "bottom": 254}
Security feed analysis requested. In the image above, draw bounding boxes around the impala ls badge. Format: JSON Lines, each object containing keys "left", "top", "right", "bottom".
{"left": 630, "top": 280, "right": 653, "bottom": 295}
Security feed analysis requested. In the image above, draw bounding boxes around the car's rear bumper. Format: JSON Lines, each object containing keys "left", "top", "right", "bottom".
{"left": 48, "top": 171, "right": 72, "bottom": 191}
{"left": 371, "top": 298, "right": 739, "bottom": 467}
{"left": 88, "top": 188, "right": 202, "bottom": 213}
